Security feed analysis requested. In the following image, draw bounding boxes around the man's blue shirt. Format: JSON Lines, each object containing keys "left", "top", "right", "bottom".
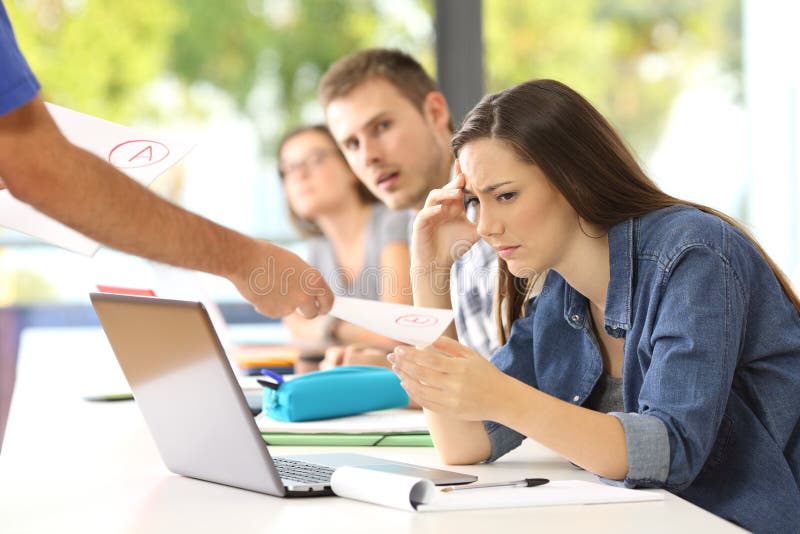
{"left": 484, "top": 205, "right": 800, "bottom": 532}
{"left": 1, "top": 1, "right": 40, "bottom": 116}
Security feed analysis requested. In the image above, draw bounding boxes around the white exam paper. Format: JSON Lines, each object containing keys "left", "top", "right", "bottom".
{"left": 0, "top": 103, "right": 195, "bottom": 256}
{"left": 329, "top": 297, "right": 453, "bottom": 347}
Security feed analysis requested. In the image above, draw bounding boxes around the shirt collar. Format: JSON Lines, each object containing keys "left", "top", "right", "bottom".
{"left": 604, "top": 218, "right": 634, "bottom": 336}
{"left": 562, "top": 278, "right": 589, "bottom": 330}
{"left": 559, "top": 218, "right": 634, "bottom": 337}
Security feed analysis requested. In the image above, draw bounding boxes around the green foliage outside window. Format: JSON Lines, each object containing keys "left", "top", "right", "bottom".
{"left": 8, "top": 0, "right": 740, "bottom": 155}
{"left": 2, "top": 0, "right": 741, "bottom": 304}
{"left": 484, "top": 0, "right": 741, "bottom": 154}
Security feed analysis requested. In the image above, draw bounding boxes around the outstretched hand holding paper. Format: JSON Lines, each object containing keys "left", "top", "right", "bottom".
{"left": 0, "top": 103, "right": 194, "bottom": 256}
{"left": 329, "top": 297, "right": 453, "bottom": 347}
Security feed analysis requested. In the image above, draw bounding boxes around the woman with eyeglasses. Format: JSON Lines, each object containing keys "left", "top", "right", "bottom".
{"left": 388, "top": 80, "right": 800, "bottom": 531}
{"left": 277, "top": 125, "right": 413, "bottom": 363}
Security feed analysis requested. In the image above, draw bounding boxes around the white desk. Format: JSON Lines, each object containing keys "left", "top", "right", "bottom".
{"left": 0, "top": 327, "right": 743, "bottom": 533}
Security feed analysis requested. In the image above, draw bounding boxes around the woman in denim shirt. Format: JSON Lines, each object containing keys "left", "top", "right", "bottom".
{"left": 388, "top": 79, "right": 800, "bottom": 532}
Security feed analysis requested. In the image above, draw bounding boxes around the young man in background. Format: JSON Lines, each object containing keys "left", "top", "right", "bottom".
{"left": 318, "top": 49, "right": 500, "bottom": 368}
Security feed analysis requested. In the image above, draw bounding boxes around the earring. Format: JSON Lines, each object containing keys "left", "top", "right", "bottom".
{"left": 577, "top": 217, "right": 605, "bottom": 239}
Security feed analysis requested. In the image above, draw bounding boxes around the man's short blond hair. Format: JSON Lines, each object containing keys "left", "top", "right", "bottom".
{"left": 319, "top": 48, "right": 441, "bottom": 115}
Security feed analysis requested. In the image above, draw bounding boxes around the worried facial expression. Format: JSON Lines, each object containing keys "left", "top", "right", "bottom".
{"left": 325, "top": 77, "right": 451, "bottom": 210}
{"left": 459, "top": 138, "right": 580, "bottom": 277}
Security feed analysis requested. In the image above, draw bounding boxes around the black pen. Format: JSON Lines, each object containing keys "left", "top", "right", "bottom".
{"left": 441, "top": 477, "right": 549, "bottom": 492}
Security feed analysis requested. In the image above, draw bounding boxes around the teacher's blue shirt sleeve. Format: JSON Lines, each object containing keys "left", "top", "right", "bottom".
{"left": 482, "top": 301, "right": 538, "bottom": 462}
{"left": 0, "top": 3, "right": 41, "bottom": 116}
{"left": 614, "top": 244, "right": 745, "bottom": 490}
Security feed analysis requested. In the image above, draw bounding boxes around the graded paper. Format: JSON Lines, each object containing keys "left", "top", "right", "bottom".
{"left": 0, "top": 103, "right": 194, "bottom": 256}
{"left": 329, "top": 297, "right": 453, "bottom": 347}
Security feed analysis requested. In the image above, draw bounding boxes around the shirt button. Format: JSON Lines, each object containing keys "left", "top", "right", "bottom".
{"left": 572, "top": 395, "right": 580, "bottom": 402}
{"left": 571, "top": 314, "right": 580, "bottom": 323}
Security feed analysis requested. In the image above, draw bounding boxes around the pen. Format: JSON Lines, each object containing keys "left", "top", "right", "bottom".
{"left": 441, "top": 477, "right": 549, "bottom": 492}
{"left": 257, "top": 369, "right": 285, "bottom": 390}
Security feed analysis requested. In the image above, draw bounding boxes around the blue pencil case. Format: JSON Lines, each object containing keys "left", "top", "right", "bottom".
{"left": 260, "top": 365, "right": 409, "bottom": 422}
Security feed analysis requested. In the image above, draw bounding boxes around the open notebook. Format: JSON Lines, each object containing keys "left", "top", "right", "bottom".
{"left": 331, "top": 466, "right": 664, "bottom": 512}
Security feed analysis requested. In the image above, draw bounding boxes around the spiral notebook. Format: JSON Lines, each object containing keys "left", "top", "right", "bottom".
{"left": 331, "top": 466, "right": 664, "bottom": 512}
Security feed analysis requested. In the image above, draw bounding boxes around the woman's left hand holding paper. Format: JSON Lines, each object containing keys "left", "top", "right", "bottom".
{"left": 388, "top": 336, "right": 508, "bottom": 421}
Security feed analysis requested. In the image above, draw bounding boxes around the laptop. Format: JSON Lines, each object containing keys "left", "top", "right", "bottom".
{"left": 89, "top": 292, "right": 477, "bottom": 497}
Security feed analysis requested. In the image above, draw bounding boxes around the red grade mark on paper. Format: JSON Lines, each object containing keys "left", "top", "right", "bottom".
{"left": 395, "top": 314, "right": 438, "bottom": 328}
{"left": 108, "top": 139, "right": 170, "bottom": 169}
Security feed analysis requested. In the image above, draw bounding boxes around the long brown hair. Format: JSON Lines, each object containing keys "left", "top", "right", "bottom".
{"left": 277, "top": 124, "right": 376, "bottom": 237}
{"left": 452, "top": 79, "right": 800, "bottom": 345}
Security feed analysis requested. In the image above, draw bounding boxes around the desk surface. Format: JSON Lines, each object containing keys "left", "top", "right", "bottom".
{"left": 0, "top": 327, "right": 743, "bottom": 533}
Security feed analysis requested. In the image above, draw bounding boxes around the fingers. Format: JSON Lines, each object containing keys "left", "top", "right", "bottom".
{"left": 294, "top": 278, "right": 332, "bottom": 319}
{"left": 398, "top": 374, "right": 445, "bottom": 409}
{"left": 295, "top": 299, "right": 320, "bottom": 319}
{"left": 431, "top": 336, "right": 472, "bottom": 358}
{"left": 413, "top": 204, "right": 444, "bottom": 230}
{"left": 414, "top": 193, "right": 463, "bottom": 229}
{"left": 320, "top": 346, "right": 345, "bottom": 370}
{"left": 444, "top": 167, "right": 465, "bottom": 190}
{"left": 342, "top": 345, "right": 391, "bottom": 368}
{"left": 387, "top": 345, "right": 455, "bottom": 382}
{"left": 395, "top": 363, "right": 455, "bottom": 413}
{"left": 298, "top": 269, "right": 333, "bottom": 316}
{"left": 324, "top": 345, "right": 346, "bottom": 360}
{"left": 240, "top": 243, "right": 335, "bottom": 318}
{"left": 416, "top": 187, "right": 466, "bottom": 231}
{"left": 253, "top": 301, "right": 292, "bottom": 319}
{"left": 322, "top": 344, "right": 391, "bottom": 370}
{"left": 388, "top": 346, "right": 469, "bottom": 413}
{"left": 389, "top": 340, "right": 491, "bottom": 420}
{"left": 307, "top": 275, "right": 334, "bottom": 314}
{"left": 344, "top": 344, "right": 377, "bottom": 358}
{"left": 396, "top": 344, "right": 460, "bottom": 368}
{"left": 423, "top": 187, "right": 463, "bottom": 210}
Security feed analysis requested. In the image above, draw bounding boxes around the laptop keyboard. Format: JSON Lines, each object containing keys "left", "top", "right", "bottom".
{"left": 273, "top": 457, "right": 335, "bottom": 485}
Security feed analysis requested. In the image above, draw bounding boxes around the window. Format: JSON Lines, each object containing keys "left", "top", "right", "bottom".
{"left": 0, "top": 0, "right": 434, "bottom": 304}
{"left": 4, "top": 1, "right": 798, "bottom": 306}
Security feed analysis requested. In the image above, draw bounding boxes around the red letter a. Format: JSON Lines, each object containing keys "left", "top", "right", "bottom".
{"left": 129, "top": 145, "right": 153, "bottom": 163}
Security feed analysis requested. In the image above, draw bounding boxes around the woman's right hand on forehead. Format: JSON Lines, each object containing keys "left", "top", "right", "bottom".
{"left": 410, "top": 163, "right": 479, "bottom": 271}
{"left": 444, "top": 164, "right": 465, "bottom": 189}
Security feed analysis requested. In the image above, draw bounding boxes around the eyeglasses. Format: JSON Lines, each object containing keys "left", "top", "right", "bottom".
{"left": 279, "top": 149, "right": 335, "bottom": 179}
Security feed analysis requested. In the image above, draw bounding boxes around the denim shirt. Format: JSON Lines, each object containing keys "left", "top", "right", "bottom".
{"left": 483, "top": 206, "right": 800, "bottom": 532}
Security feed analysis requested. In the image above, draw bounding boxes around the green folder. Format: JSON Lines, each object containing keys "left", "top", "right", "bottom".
{"left": 261, "top": 433, "right": 433, "bottom": 447}
{"left": 375, "top": 434, "right": 433, "bottom": 447}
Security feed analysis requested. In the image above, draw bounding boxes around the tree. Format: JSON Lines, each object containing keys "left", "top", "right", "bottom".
{"left": 483, "top": 0, "right": 741, "bottom": 155}
{"left": 7, "top": 0, "right": 181, "bottom": 123}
